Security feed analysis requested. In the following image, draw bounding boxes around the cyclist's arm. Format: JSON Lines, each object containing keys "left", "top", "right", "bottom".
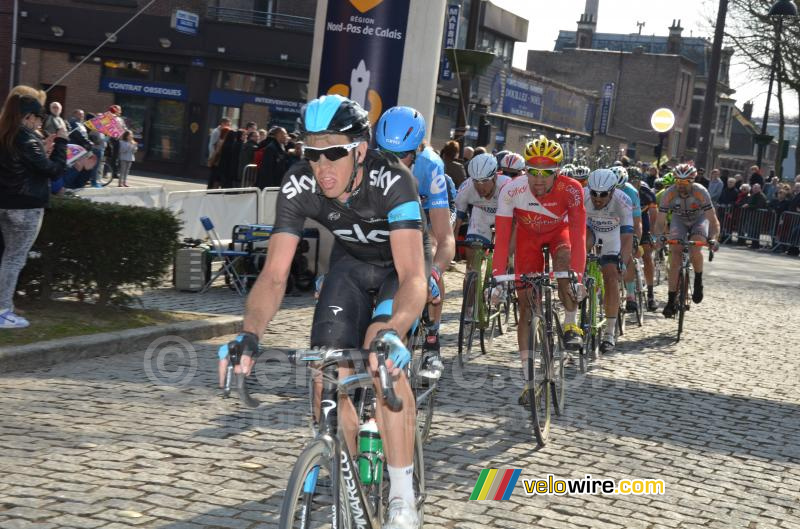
{"left": 492, "top": 214, "right": 513, "bottom": 277}
{"left": 705, "top": 207, "right": 720, "bottom": 241}
{"left": 242, "top": 232, "right": 298, "bottom": 336}
{"left": 429, "top": 208, "right": 455, "bottom": 273}
{"left": 620, "top": 207, "right": 634, "bottom": 264}
{"left": 567, "top": 183, "right": 587, "bottom": 278}
{"left": 634, "top": 216, "right": 642, "bottom": 239}
{"left": 453, "top": 216, "right": 464, "bottom": 239}
{"left": 385, "top": 229, "right": 428, "bottom": 337}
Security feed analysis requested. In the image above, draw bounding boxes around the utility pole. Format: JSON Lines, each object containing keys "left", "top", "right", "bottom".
{"left": 454, "top": 0, "right": 482, "bottom": 148}
{"left": 636, "top": 21, "right": 645, "bottom": 35}
{"left": 696, "top": 0, "right": 728, "bottom": 172}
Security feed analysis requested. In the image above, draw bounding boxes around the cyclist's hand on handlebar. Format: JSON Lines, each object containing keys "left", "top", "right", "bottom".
{"left": 217, "top": 332, "right": 259, "bottom": 385}
{"left": 708, "top": 239, "right": 720, "bottom": 252}
{"left": 372, "top": 329, "right": 410, "bottom": 374}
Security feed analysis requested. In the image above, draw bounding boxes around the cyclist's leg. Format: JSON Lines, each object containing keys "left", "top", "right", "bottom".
{"left": 600, "top": 257, "right": 620, "bottom": 348}
{"left": 310, "top": 252, "right": 374, "bottom": 456}
{"left": 515, "top": 233, "right": 544, "bottom": 376}
{"left": 366, "top": 273, "right": 417, "bottom": 506}
{"left": 664, "top": 222, "right": 688, "bottom": 316}
{"left": 550, "top": 227, "right": 581, "bottom": 349}
{"left": 690, "top": 219, "right": 710, "bottom": 303}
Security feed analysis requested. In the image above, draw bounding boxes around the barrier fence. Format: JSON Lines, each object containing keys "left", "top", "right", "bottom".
{"left": 717, "top": 204, "right": 799, "bottom": 251}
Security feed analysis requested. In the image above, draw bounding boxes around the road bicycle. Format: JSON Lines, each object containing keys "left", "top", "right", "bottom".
{"left": 494, "top": 245, "right": 570, "bottom": 448}
{"left": 578, "top": 249, "right": 606, "bottom": 371}
{"left": 663, "top": 237, "right": 714, "bottom": 342}
{"left": 274, "top": 345, "right": 425, "bottom": 528}
{"left": 631, "top": 250, "right": 646, "bottom": 328}
{"left": 654, "top": 246, "right": 668, "bottom": 287}
{"left": 406, "top": 306, "right": 439, "bottom": 443}
{"left": 456, "top": 240, "right": 517, "bottom": 367}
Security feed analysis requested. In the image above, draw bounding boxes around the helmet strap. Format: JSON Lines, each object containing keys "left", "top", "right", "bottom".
{"left": 338, "top": 148, "right": 364, "bottom": 203}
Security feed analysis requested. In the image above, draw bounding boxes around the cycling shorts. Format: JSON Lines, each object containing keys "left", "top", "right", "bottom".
{"left": 514, "top": 226, "right": 571, "bottom": 275}
{"left": 669, "top": 218, "right": 709, "bottom": 241}
{"left": 586, "top": 226, "right": 622, "bottom": 259}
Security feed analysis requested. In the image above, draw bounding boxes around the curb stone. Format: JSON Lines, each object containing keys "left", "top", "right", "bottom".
{"left": 0, "top": 315, "right": 242, "bottom": 373}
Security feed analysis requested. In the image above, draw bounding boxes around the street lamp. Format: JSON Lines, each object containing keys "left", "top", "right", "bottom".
{"left": 755, "top": 0, "right": 799, "bottom": 168}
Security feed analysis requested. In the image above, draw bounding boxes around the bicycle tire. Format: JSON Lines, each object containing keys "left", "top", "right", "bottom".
{"left": 279, "top": 440, "right": 352, "bottom": 529}
{"left": 635, "top": 262, "right": 645, "bottom": 327}
{"left": 550, "top": 314, "right": 566, "bottom": 415}
{"left": 457, "top": 272, "right": 479, "bottom": 367}
{"left": 379, "top": 429, "right": 425, "bottom": 525}
{"left": 677, "top": 270, "right": 688, "bottom": 342}
{"left": 578, "top": 290, "right": 591, "bottom": 373}
{"left": 408, "top": 350, "right": 436, "bottom": 444}
{"left": 526, "top": 315, "right": 550, "bottom": 447}
{"left": 617, "top": 283, "right": 626, "bottom": 337}
{"left": 480, "top": 305, "right": 502, "bottom": 354}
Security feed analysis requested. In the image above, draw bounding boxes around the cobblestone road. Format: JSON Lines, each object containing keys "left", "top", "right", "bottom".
{"left": 1, "top": 247, "right": 798, "bottom": 529}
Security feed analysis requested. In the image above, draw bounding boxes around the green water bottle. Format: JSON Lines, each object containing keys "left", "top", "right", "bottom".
{"left": 358, "top": 419, "right": 383, "bottom": 485}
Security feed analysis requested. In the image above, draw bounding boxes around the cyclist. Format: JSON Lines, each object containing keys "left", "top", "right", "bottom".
{"left": 628, "top": 167, "right": 659, "bottom": 311}
{"left": 453, "top": 153, "right": 512, "bottom": 270}
{"left": 499, "top": 152, "right": 526, "bottom": 178}
{"left": 376, "top": 106, "right": 455, "bottom": 375}
{"left": 609, "top": 165, "right": 643, "bottom": 314}
{"left": 220, "top": 95, "right": 427, "bottom": 528}
{"left": 584, "top": 168, "right": 634, "bottom": 353}
{"left": 492, "top": 135, "right": 586, "bottom": 404}
{"left": 572, "top": 165, "right": 591, "bottom": 187}
{"left": 653, "top": 163, "right": 720, "bottom": 318}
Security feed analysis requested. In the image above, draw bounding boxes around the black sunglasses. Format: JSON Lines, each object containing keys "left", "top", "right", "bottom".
{"left": 304, "top": 142, "right": 360, "bottom": 163}
{"left": 590, "top": 190, "right": 611, "bottom": 198}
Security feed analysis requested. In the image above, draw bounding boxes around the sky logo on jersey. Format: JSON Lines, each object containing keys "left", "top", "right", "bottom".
{"left": 470, "top": 468, "right": 521, "bottom": 500}
{"left": 333, "top": 224, "right": 390, "bottom": 243}
{"left": 369, "top": 165, "right": 401, "bottom": 196}
{"left": 282, "top": 174, "right": 316, "bottom": 199}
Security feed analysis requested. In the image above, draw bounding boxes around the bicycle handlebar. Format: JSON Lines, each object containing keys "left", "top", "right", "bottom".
{"left": 661, "top": 237, "right": 716, "bottom": 262}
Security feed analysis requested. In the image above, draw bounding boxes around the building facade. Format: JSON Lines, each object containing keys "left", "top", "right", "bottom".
{"left": 15, "top": 0, "right": 316, "bottom": 178}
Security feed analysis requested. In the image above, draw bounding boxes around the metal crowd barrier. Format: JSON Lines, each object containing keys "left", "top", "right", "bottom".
{"left": 729, "top": 208, "right": 778, "bottom": 247}
{"left": 773, "top": 211, "right": 800, "bottom": 252}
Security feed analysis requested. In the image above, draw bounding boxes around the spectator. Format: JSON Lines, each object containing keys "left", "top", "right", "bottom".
{"left": 790, "top": 182, "right": 800, "bottom": 212}
{"left": 43, "top": 102, "right": 67, "bottom": 136}
{"left": 285, "top": 133, "right": 303, "bottom": 167}
{"left": 734, "top": 173, "right": 744, "bottom": 189}
{"left": 462, "top": 146, "right": 474, "bottom": 163}
{"left": 0, "top": 88, "right": 68, "bottom": 328}
{"left": 745, "top": 183, "right": 768, "bottom": 209}
{"left": 208, "top": 117, "right": 231, "bottom": 160}
{"left": 695, "top": 168, "right": 709, "bottom": 189}
{"left": 106, "top": 105, "right": 124, "bottom": 180}
{"left": 719, "top": 177, "right": 739, "bottom": 207}
{"left": 218, "top": 129, "right": 240, "bottom": 189}
{"left": 256, "top": 126, "right": 288, "bottom": 189}
{"left": 735, "top": 183, "right": 751, "bottom": 207}
{"left": 769, "top": 184, "right": 793, "bottom": 217}
{"left": 118, "top": 130, "right": 137, "bottom": 187}
{"left": 207, "top": 126, "right": 231, "bottom": 189}
{"left": 473, "top": 146, "right": 487, "bottom": 156}
{"left": 257, "top": 128, "right": 268, "bottom": 143}
{"left": 646, "top": 165, "right": 659, "bottom": 187}
{"left": 794, "top": 174, "right": 800, "bottom": 184}
{"left": 764, "top": 176, "right": 779, "bottom": 201}
{"left": 748, "top": 165, "right": 764, "bottom": 188}
{"left": 708, "top": 168, "right": 723, "bottom": 205}
{"left": 440, "top": 140, "right": 466, "bottom": 188}
{"left": 237, "top": 130, "right": 260, "bottom": 184}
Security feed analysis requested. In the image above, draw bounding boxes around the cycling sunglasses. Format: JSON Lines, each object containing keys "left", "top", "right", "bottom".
{"left": 304, "top": 141, "right": 360, "bottom": 163}
{"left": 502, "top": 169, "right": 521, "bottom": 177}
{"left": 526, "top": 167, "right": 557, "bottom": 177}
{"left": 590, "top": 190, "right": 611, "bottom": 198}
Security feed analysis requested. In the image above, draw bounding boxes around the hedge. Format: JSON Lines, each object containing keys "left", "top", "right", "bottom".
{"left": 19, "top": 196, "right": 182, "bottom": 305}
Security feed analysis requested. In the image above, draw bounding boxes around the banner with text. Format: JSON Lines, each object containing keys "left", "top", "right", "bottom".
{"left": 317, "top": 0, "right": 411, "bottom": 124}
{"left": 598, "top": 82, "right": 615, "bottom": 135}
{"left": 440, "top": 4, "right": 460, "bottom": 81}
{"left": 502, "top": 75, "right": 543, "bottom": 121}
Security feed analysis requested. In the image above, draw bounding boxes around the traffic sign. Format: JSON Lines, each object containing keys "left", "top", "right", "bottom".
{"left": 650, "top": 108, "right": 675, "bottom": 133}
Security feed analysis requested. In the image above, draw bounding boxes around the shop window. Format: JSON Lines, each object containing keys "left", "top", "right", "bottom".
{"left": 148, "top": 100, "right": 186, "bottom": 161}
{"left": 154, "top": 64, "right": 189, "bottom": 85}
{"left": 113, "top": 94, "right": 147, "bottom": 143}
{"left": 103, "top": 60, "right": 151, "bottom": 80}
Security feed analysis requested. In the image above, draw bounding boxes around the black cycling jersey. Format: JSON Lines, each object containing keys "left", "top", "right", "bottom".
{"left": 273, "top": 149, "right": 429, "bottom": 268}
{"left": 639, "top": 182, "right": 657, "bottom": 237}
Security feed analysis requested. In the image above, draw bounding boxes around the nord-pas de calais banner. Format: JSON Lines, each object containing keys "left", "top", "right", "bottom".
{"left": 318, "top": 0, "right": 411, "bottom": 124}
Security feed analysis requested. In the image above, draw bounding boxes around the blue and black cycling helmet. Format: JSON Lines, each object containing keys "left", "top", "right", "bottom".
{"left": 375, "top": 106, "right": 426, "bottom": 153}
{"left": 299, "top": 94, "right": 370, "bottom": 140}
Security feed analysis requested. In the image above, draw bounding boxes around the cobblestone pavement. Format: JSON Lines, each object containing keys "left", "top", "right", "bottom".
{"left": 1, "top": 247, "right": 798, "bottom": 528}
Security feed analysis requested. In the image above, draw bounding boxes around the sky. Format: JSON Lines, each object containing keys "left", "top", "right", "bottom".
{"left": 490, "top": 0, "right": 799, "bottom": 118}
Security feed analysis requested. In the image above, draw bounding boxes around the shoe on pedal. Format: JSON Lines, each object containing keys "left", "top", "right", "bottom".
{"left": 625, "top": 299, "right": 638, "bottom": 313}
{"left": 647, "top": 297, "right": 657, "bottom": 312}
{"left": 418, "top": 354, "right": 443, "bottom": 381}
{"left": 600, "top": 336, "right": 615, "bottom": 354}
{"left": 383, "top": 497, "right": 420, "bottom": 529}
{"left": 692, "top": 282, "right": 704, "bottom": 304}
{"left": 562, "top": 323, "right": 583, "bottom": 351}
{"left": 0, "top": 310, "right": 29, "bottom": 329}
{"left": 662, "top": 302, "right": 676, "bottom": 318}
{"left": 422, "top": 332, "right": 440, "bottom": 354}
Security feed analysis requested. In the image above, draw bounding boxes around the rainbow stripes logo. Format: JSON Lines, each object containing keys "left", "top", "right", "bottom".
{"left": 469, "top": 468, "right": 522, "bottom": 500}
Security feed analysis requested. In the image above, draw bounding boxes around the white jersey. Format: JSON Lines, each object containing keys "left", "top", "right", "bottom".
{"left": 584, "top": 188, "right": 634, "bottom": 256}
{"left": 454, "top": 174, "right": 512, "bottom": 243}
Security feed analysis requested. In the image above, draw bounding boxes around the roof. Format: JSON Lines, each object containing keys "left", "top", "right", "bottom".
{"left": 555, "top": 31, "right": 709, "bottom": 75}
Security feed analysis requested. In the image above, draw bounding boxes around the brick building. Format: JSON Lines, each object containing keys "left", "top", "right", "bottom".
{"left": 14, "top": 0, "right": 316, "bottom": 178}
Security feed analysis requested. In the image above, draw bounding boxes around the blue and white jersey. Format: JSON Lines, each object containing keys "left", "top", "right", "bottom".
{"left": 454, "top": 174, "right": 512, "bottom": 244}
{"left": 620, "top": 182, "right": 642, "bottom": 218}
{"left": 413, "top": 147, "right": 449, "bottom": 211}
{"left": 585, "top": 188, "right": 634, "bottom": 256}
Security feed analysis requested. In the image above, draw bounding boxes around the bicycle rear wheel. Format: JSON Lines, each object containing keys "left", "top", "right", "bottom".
{"left": 551, "top": 314, "right": 566, "bottom": 415}
{"left": 526, "top": 315, "right": 550, "bottom": 447}
{"left": 635, "top": 262, "right": 645, "bottom": 327}
{"left": 279, "top": 440, "right": 351, "bottom": 529}
{"left": 458, "top": 272, "right": 479, "bottom": 367}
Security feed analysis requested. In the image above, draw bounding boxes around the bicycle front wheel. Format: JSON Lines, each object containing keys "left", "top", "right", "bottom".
{"left": 551, "top": 314, "right": 566, "bottom": 415}
{"left": 409, "top": 351, "right": 436, "bottom": 444}
{"left": 480, "top": 303, "right": 502, "bottom": 354}
{"left": 526, "top": 315, "right": 551, "bottom": 447}
{"left": 279, "top": 440, "right": 351, "bottom": 529}
{"left": 458, "top": 272, "right": 479, "bottom": 367}
{"left": 677, "top": 270, "right": 688, "bottom": 342}
{"left": 635, "top": 263, "right": 645, "bottom": 327}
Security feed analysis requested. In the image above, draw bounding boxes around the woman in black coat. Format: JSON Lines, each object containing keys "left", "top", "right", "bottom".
{"left": 0, "top": 88, "right": 68, "bottom": 328}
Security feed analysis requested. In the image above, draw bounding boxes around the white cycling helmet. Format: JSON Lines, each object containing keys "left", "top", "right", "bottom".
{"left": 673, "top": 163, "right": 697, "bottom": 180}
{"left": 609, "top": 166, "right": 628, "bottom": 187}
{"left": 560, "top": 163, "right": 576, "bottom": 177}
{"left": 573, "top": 165, "right": 591, "bottom": 180}
{"left": 468, "top": 153, "right": 498, "bottom": 182}
{"left": 588, "top": 169, "right": 618, "bottom": 193}
{"left": 500, "top": 152, "right": 525, "bottom": 173}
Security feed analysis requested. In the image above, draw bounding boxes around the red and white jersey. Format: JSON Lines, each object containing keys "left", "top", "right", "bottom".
{"left": 493, "top": 175, "right": 587, "bottom": 276}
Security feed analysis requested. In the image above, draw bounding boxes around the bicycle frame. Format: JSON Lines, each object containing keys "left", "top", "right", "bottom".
{"left": 464, "top": 241, "right": 496, "bottom": 330}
